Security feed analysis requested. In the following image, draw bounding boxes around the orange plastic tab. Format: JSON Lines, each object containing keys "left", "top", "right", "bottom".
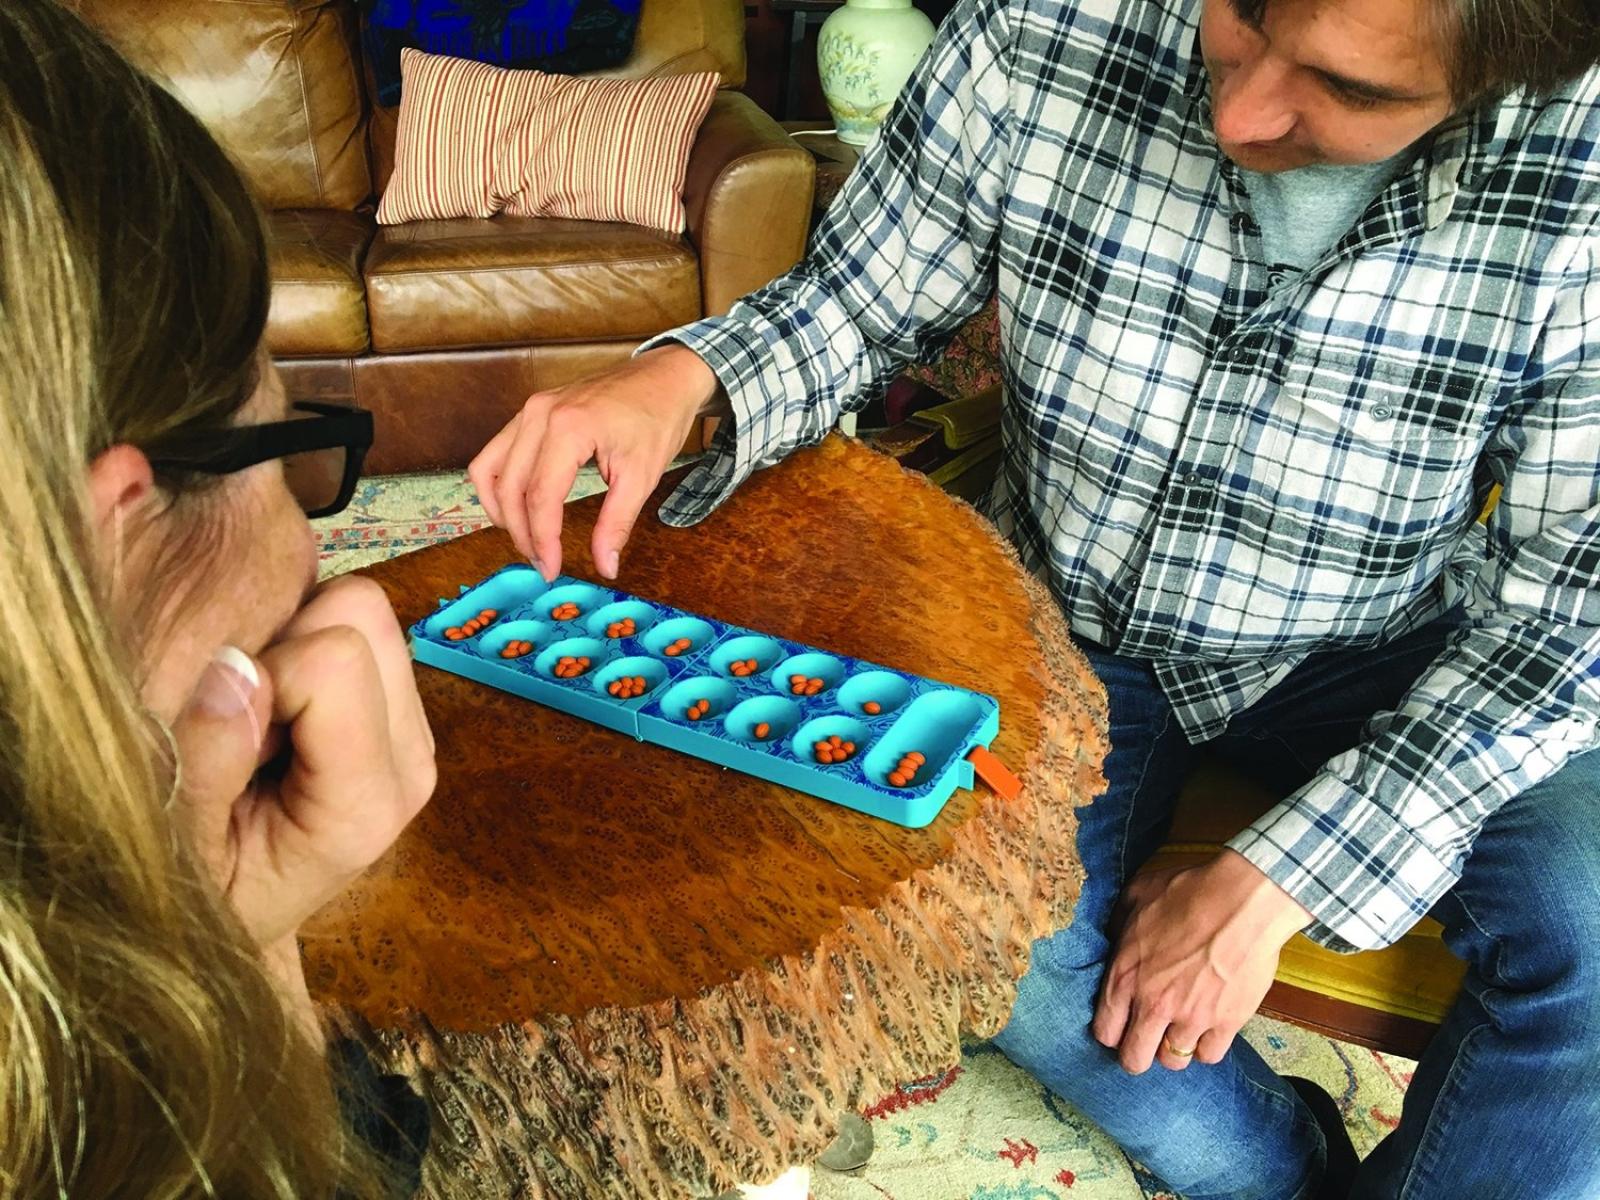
{"left": 967, "top": 745, "right": 1023, "bottom": 801}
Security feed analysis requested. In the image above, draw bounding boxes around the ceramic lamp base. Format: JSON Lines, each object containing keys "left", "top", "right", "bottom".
{"left": 817, "top": 0, "right": 935, "bottom": 150}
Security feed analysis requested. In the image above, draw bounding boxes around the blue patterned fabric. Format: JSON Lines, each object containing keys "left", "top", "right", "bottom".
{"left": 642, "top": 0, "right": 1600, "bottom": 954}
{"left": 362, "top": 0, "right": 643, "bottom": 107}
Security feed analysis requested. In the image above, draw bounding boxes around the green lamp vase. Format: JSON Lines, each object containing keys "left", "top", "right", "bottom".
{"left": 817, "top": 0, "right": 936, "bottom": 146}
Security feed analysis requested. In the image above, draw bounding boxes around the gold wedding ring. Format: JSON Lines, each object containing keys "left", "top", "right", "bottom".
{"left": 1163, "top": 1038, "right": 1196, "bottom": 1058}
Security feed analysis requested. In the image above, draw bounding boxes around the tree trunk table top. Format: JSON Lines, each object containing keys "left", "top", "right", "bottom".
{"left": 300, "top": 436, "right": 1108, "bottom": 1198}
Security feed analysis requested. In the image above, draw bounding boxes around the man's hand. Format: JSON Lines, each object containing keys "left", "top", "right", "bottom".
{"left": 468, "top": 345, "right": 721, "bottom": 581}
{"left": 1092, "top": 849, "right": 1312, "bottom": 1074}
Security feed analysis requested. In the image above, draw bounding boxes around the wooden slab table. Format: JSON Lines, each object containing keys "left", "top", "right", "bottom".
{"left": 301, "top": 436, "right": 1108, "bottom": 1198}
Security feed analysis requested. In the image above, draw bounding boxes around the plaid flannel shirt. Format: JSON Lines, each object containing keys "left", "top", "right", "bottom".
{"left": 642, "top": 0, "right": 1600, "bottom": 952}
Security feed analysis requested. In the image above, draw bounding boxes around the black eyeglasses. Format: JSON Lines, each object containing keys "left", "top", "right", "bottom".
{"left": 148, "top": 401, "right": 374, "bottom": 518}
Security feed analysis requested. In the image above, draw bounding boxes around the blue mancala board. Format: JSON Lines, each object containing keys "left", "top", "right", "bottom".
{"left": 407, "top": 565, "right": 1002, "bottom": 828}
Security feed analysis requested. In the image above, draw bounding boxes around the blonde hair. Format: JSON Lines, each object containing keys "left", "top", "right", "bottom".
{"left": 0, "top": 3, "right": 387, "bottom": 1196}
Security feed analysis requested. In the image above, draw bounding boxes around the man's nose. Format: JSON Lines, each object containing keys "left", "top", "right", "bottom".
{"left": 1213, "top": 57, "right": 1297, "bottom": 145}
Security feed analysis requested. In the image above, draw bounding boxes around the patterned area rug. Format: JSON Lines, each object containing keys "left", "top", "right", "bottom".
{"left": 314, "top": 470, "right": 529, "bottom": 578}
{"left": 314, "top": 471, "right": 1417, "bottom": 1200}
{"left": 810, "top": 1019, "right": 1412, "bottom": 1200}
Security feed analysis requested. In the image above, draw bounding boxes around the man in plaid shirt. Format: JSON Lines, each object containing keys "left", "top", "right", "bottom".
{"left": 473, "top": 0, "right": 1600, "bottom": 1193}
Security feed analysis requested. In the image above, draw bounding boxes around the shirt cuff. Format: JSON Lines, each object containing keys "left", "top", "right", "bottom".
{"left": 1226, "top": 771, "right": 1458, "bottom": 953}
{"left": 637, "top": 317, "right": 784, "bottom": 528}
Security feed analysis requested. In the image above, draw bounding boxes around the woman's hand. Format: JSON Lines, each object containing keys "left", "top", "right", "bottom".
{"left": 169, "top": 575, "right": 436, "bottom": 953}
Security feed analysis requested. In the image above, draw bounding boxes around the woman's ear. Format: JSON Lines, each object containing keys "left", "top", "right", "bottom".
{"left": 86, "top": 443, "right": 156, "bottom": 538}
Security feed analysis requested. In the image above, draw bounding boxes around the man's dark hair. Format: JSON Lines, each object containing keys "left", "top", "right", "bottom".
{"left": 1231, "top": 0, "right": 1600, "bottom": 102}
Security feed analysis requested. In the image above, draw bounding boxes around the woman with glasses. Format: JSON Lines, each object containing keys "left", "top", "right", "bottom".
{"left": 0, "top": 3, "right": 434, "bottom": 1197}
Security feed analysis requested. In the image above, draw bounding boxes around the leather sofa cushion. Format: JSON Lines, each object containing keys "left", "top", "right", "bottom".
{"left": 266, "top": 210, "right": 373, "bottom": 357}
{"left": 77, "top": 0, "right": 371, "bottom": 210}
{"left": 365, "top": 217, "right": 701, "bottom": 351}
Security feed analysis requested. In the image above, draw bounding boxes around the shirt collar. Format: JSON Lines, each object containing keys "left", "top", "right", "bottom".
{"left": 1426, "top": 90, "right": 1542, "bottom": 188}
{"left": 1180, "top": 13, "right": 1208, "bottom": 106}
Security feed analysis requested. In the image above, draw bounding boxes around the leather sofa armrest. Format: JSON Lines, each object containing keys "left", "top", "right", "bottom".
{"left": 683, "top": 91, "right": 816, "bottom": 317}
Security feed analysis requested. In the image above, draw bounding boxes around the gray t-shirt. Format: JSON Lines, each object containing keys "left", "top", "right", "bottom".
{"left": 1240, "top": 151, "right": 1414, "bottom": 271}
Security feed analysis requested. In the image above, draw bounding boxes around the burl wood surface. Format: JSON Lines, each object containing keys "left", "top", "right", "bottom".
{"left": 300, "top": 437, "right": 1108, "bottom": 1198}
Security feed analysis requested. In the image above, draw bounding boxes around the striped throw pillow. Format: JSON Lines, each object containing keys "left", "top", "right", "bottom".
{"left": 377, "top": 49, "right": 719, "bottom": 234}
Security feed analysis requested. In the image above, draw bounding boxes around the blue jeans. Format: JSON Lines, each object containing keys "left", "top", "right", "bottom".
{"left": 990, "top": 610, "right": 1600, "bottom": 1198}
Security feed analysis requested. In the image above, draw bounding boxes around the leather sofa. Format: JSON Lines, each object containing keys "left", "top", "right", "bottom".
{"left": 77, "top": 0, "right": 815, "bottom": 474}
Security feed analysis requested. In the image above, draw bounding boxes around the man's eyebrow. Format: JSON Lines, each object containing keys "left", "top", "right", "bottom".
{"left": 1310, "top": 66, "right": 1429, "bottom": 103}
{"left": 1227, "top": 0, "right": 1263, "bottom": 30}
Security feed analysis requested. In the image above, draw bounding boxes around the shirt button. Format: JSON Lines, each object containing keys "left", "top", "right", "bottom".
{"left": 1183, "top": 471, "right": 1201, "bottom": 484}
{"left": 1372, "top": 405, "right": 1394, "bottom": 420}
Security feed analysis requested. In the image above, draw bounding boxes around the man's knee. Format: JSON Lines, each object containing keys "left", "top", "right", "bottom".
{"left": 994, "top": 921, "right": 1109, "bottom": 1069}
{"left": 1451, "top": 752, "right": 1600, "bottom": 1031}
{"left": 1513, "top": 896, "right": 1600, "bottom": 1027}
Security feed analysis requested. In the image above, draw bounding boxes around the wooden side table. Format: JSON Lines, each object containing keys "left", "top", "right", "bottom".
{"left": 770, "top": 0, "right": 845, "bottom": 119}
{"left": 301, "top": 437, "right": 1108, "bottom": 1198}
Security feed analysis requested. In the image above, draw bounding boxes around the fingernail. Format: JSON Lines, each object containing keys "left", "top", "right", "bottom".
{"left": 214, "top": 645, "right": 259, "bottom": 689}
{"left": 193, "top": 645, "right": 260, "bottom": 729}
{"left": 598, "top": 548, "right": 619, "bottom": 579}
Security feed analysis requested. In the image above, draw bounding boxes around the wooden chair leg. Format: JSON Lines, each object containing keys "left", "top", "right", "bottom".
{"left": 1260, "top": 981, "right": 1441, "bottom": 1061}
